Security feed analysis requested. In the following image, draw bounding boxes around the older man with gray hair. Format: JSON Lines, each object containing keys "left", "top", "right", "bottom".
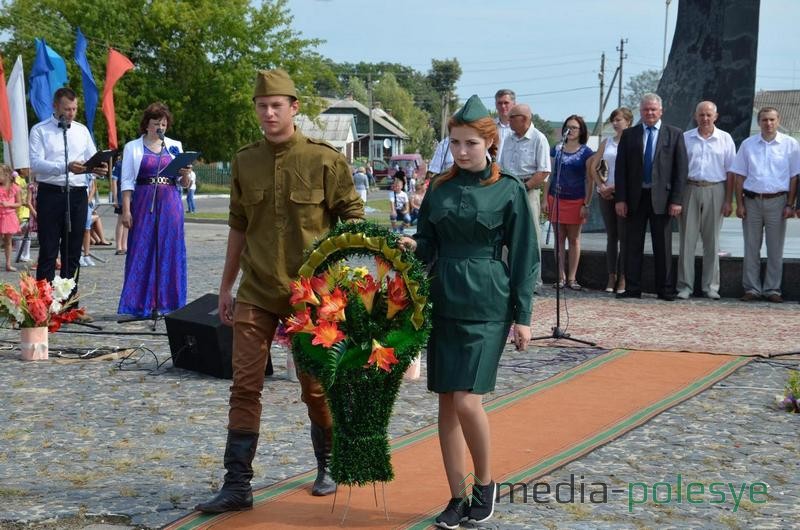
{"left": 676, "top": 101, "right": 736, "bottom": 300}
{"left": 500, "top": 103, "right": 551, "bottom": 292}
{"left": 615, "top": 93, "right": 688, "bottom": 300}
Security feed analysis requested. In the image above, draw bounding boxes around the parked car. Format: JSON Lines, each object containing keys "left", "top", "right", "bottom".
{"left": 371, "top": 159, "right": 389, "bottom": 181}
{"left": 388, "top": 154, "right": 427, "bottom": 182}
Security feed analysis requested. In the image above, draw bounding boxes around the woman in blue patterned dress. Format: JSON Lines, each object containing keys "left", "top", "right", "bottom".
{"left": 118, "top": 102, "right": 190, "bottom": 317}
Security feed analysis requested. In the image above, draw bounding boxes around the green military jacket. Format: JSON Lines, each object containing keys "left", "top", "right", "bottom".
{"left": 414, "top": 165, "right": 538, "bottom": 324}
{"left": 229, "top": 129, "right": 364, "bottom": 316}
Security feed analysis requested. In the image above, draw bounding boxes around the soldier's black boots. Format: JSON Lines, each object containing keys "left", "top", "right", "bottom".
{"left": 195, "top": 430, "right": 259, "bottom": 513}
{"left": 310, "top": 422, "right": 336, "bottom": 496}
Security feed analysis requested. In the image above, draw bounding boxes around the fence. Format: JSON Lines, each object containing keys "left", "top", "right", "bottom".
{"left": 194, "top": 163, "right": 232, "bottom": 187}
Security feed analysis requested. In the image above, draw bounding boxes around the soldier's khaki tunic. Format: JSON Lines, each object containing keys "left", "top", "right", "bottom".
{"left": 230, "top": 129, "right": 364, "bottom": 316}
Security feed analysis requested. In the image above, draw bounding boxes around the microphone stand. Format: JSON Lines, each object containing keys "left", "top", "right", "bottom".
{"left": 57, "top": 118, "right": 100, "bottom": 331}
{"left": 117, "top": 132, "right": 167, "bottom": 331}
{"left": 533, "top": 132, "right": 595, "bottom": 346}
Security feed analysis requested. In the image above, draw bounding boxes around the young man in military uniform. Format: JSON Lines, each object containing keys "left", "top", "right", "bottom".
{"left": 196, "top": 69, "right": 365, "bottom": 513}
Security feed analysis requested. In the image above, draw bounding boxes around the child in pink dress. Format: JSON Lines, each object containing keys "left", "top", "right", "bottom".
{"left": 0, "top": 165, "right": 21, "bottom": 271}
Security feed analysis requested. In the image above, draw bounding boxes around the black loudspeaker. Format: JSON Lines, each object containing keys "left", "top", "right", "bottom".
{"left": 165, "top": 294, "right": 274, "bottom": 379}
{"left": 165, "top": 294, "right": 233, "bottom": 379}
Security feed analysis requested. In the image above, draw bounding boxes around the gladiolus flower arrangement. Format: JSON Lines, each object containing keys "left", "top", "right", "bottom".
{"left": 288, "top": 221, "right": 432, "bottom": 487}
{"left": 0, "top": 273, "right": 84, "bottom": 332}
{"left": 287, "top": 258, "right": 414, "bottom": 378}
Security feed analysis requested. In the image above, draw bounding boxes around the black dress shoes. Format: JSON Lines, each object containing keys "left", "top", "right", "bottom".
{"left": 616, "top": 291, "right": 641, "bottom": 299}
{"left": 657, "top": 293, "right": 675, "bottom": 301}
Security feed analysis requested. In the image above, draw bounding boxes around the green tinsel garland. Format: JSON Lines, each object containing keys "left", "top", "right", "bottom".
{"left": 292, "top": 221, "right": 432, "bottom": 486}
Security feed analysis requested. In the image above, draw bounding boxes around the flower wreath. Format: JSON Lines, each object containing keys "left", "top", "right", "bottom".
{"left": 287, "top": 221, "right": 432, "bottom": 486}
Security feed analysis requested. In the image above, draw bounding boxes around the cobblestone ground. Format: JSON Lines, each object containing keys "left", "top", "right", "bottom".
{"left": 0, "top": 219, "right": 797, "bottom": 529}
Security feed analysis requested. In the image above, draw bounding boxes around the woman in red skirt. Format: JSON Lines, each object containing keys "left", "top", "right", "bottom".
{"left": 544, "top": 115, "right": 594, "bottom": 290}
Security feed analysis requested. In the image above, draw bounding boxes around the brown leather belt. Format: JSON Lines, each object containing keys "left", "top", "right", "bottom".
{"left": 687, "top": 179, "right": 722, "bottom": 187}
{"left": 743, "top": 190, "right": 787, "bottom": 199}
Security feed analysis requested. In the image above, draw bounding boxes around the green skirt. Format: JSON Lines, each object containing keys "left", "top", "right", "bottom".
{"left": 427, "top": 317, "right": 511, "bottom": 394}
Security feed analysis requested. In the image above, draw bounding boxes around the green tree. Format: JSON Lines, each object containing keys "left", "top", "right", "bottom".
{"left": 373, "top": 73, "right": 435, "bottom": 158}
{"left": 0, "top": 0, "right": 330, "bottom": 161}
{"left": 623, "top": 69, "right": 662, "bottom": 109}
{"left": 428, "top": 58, "right": 461, "bottom": 138}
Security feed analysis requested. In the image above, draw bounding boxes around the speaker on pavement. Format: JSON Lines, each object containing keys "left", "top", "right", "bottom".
{"left": 165, "top": 294, "right": 274, "bottom": 379}
{"left": 166, "top": 293, "right": 233, "bottom": 378}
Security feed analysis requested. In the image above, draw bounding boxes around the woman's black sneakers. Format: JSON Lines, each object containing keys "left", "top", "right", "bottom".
{"left": 467, "top": 480, "right": 496, "bottom": 523}
{"left": 435, "top": 497, "right": 469, "bottom": 529}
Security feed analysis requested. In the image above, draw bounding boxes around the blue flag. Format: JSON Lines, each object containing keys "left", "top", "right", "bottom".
{"left": 74, "top": 28, "right": 98, "bottom": 139}
{"left": 29, "top": 38, "right": 53, "bottom": 122}
{"left": 44, "top": 42, "right": 68, "bottom": 99}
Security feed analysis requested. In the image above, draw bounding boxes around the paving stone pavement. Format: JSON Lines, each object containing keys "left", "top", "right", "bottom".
{"left": 0, "top": 218, "right": 798, "bottom": 529}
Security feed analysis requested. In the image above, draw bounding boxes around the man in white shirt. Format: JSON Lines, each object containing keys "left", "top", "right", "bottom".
{"left": 494, "top": 89, "right": 516, "bottom": 166}
{"left": 676, "top": 101, "right": 736, "bottom": 300}
{"left": 501, "top": 103, "right": 551, "bottom": 291}
{"left": 29, "top": 87, "right": 106, "bottom": 287}
{"left": 731, "top": 106, "right": 799, "bottom": 303}
{"left": 428, "top": 137, "right": 453, "bottom": 175}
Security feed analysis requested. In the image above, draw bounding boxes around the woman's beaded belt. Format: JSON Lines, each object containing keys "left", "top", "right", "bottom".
{"left": 136, "top": 176, "right": 175, "bottom": 186}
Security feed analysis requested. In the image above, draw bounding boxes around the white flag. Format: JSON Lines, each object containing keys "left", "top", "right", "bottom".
{"left": 3, "top": 55, "right": 29, "bottom": 169}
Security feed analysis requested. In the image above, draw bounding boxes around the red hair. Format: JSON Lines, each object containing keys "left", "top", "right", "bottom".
{"left": 434, "top": 116, "right": 501, "bottom": 188}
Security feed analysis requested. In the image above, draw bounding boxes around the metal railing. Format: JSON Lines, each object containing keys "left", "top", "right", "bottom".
{"left": 194, "top": 164, "right": 232, "bottom": 187}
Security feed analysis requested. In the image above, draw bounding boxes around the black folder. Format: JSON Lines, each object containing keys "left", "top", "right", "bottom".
{"left": 159, "top": 151, "right": 201, "bottom": 177}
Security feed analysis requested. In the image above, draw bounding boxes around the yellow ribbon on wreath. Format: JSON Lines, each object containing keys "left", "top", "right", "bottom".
{"left": 297, "top": 233, "right": 427, "bottom": 329}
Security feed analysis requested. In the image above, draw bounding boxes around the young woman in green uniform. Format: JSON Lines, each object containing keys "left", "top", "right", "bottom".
{"left": 400, "top": 95, "right": 538, "bottom": 528}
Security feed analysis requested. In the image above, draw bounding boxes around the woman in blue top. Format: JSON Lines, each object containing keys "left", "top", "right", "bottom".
{"left": 544, "top": 114, "right": 594, "bottom": 290}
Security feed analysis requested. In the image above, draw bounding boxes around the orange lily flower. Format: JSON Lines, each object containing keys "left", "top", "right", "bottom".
{"left": 356, "top": 274, "right": 379, "bottom": 313}
{"left": 311, "top": 320, "right": 346, "bottom": 348}
{"left": 310, "top": 271, "right": 334, "bottom": 296}
{"left": 318, "top": 287, "right": 348, "bottom": 321}
{"left": 375, "top": 256, "right": 392, "bottom": 283}
{"left": 289, "top": 277, "right": 320, "bottom": 306}
{"left": 285, "top": 307, "right": 315, "bottom": 334}
{"left": 367, "top": 339, "right": 399, "bottom": 372}
{"left": 386, "top": 274, "right": 409, "bottom": 319}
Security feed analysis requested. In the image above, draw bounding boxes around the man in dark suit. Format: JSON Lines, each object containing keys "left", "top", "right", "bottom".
{"left": 615, "top": 93, "right": 688, "bottom": 300}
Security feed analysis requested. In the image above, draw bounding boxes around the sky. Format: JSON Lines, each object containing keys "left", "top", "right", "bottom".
{"left": 288, "top": 0, "right": 800, "bottom": 122}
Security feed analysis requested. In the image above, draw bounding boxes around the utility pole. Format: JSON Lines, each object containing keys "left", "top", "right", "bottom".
{"left": 593, "top": 52, "right": 606, "bottom": 136}
{"left": 616, "top": 38, "right": 628, "bottom": 108}
{"left": 367, "top": 72, "right": 375, "bottom": 160}
{"left": 440, "top": 91, "right": 449, "bottom": 141}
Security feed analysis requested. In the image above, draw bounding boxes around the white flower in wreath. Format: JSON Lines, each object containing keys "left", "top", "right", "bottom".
{"left": 51, "top": 277, "right": 75, "bottom": 302}
{"left": 49, "top": 300, "right": 62, "bottom": 315}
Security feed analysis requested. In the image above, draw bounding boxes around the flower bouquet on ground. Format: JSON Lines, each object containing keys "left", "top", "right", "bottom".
{"left": 776, "top": 370, "right": 800, "bottom": 413}
{"left": 287, "top": 221, "right": 432, "bottom": 486}
{"left": 0, "top": 273, "right": 84, "bottom": 332}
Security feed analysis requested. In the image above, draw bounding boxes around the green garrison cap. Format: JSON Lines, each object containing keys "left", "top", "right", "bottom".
{"left": 453, "top": 94, "right": 490, "bottom": 123}
{"left": 253, "top": 69, "right": 298, "bottom": 100}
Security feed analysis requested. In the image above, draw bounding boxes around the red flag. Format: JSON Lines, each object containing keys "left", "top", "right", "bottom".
{"left": 101, "top": 48, "right": 133, "bottom": 149}
{"left": 0, "top": 55, "right": 13, "bottom": 142}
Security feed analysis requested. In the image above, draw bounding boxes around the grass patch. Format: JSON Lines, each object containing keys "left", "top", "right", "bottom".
{"left": 0, "top": 487, "right": 27, "bottom": 496}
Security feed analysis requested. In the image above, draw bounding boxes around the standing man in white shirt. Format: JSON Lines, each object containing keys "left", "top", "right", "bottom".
{"left": 29, "top": 87, "right": 106, "bottom": 287}
{"left": 501, "top": 103, "right": 551, "bottom": 292}
{"left": 494, "top": 89, "right": 516, "bottom": 167}
{"left": 731, "top": 106, "right": 799, "bottom": 303}
{"left": 676, "top": 101, "right": 736, "bottom": 300}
